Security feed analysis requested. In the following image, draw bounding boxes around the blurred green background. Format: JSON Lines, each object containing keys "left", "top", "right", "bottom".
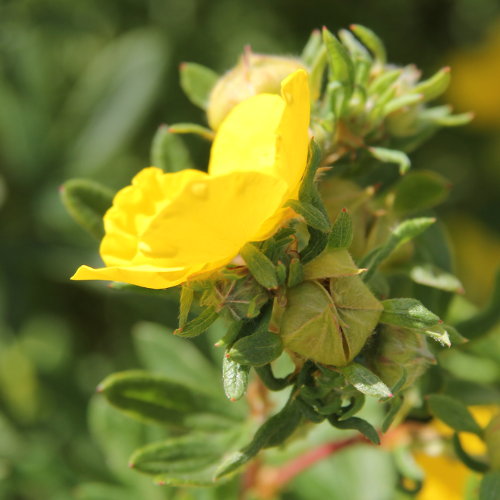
{"left": 1, "top": 0, "right": 500, "bottom": 498}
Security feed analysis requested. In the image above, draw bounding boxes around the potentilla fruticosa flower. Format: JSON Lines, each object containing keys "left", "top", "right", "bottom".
{"left": 71, "top": 69, "right": 310, "bottom": 289}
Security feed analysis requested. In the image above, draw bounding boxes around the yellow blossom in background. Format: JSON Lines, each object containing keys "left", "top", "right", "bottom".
{"left": 71, "top": 70, "right": 310, "bottom": 289}
{"left": 447, "top": 20, "right": 500, "bottom": 128}
{"left": 415, "top": 406, "right": 499, "bottom": 500}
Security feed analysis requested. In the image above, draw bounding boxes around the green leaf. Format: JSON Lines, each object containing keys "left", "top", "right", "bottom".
{"left": 178, "top": 286, "right": 194, "bottom": 328}
{"left": 328, "top": 415, "right": 380, "bottom": 444}
{"left": 410, "top": 264, "right": 464, "bottom": 293}
{"left": 129, "top": 433, "right": 231, "bottom": 475}
{"left": 98, "top": 371, "right": 241, "bottom": 431}
{"left": 427, "top": 394, "right": 483, "bottom": 435}
{"left": 240, "top": 243, "right": 279, "bottom": 289}
{"left": 179, "top": 62, "right": 218, "bottom": 110}
{"left": 215, "top": 401, "right": 302, "bottom": 479}
{"left": 368, "top": 69, "right": 401, "bottom": 96}
{"left": 380, "top": 298, "right": 440, "bottom": 330}
{"left": 368, "top": 146, "right": 411, "bottom": 174}
{"left": 60, "top": 179, "right": 113, "bottom": 239}
{"left": 360, "top": 217, "right": 435, "bottom": 281}
{"left": 286, "top": 200, "right": 331, "bottom": 232}
{"left": 301, "top": 227, "right": 329, "bottom": 264}
{"left": 287, "top": 257, "right": 304, "bottom": 287}
{"left": 228, "top": 328, "right": 282, "bottom": 367}
{"left": 350, "top": 24, "right": 386, "bottom": 64}
{"left": 222, "top": 356, "right": 249, "bottom": 401}
{"left": 328, "top": 208, "right": 353, "bottom": 249}
{"left": 322, "top": 27, "right": 355, "bottom": 89}
{"left": 301, "top": 29, "right": 322, "bottom": 66}
{"left": 173, "top": 306, "right": 219, "bottom": 338}
{"left": 299, "top": 140, "right": 323, "bottom": 205}
{"left": 393, "top": 171, "right": 450, "bottom": 215}
{"left": 150, "top": 125, "right": 194, "bottom": 173}
{"left": 168, "top": 123, "right": 214, "bottom": 141}
{"left": 340, "top": 362, "right": 393, "bottom": 399}
{"left": 411, "top": 67, "right": 451, "bottom": 103}
{"left": 480, "top": 472, "right": 500, "bottom": 500}
{"left": 383, "top": 93, "right": 423, "bottom": 116}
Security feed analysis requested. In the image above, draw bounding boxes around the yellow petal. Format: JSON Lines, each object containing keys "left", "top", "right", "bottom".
{"left": 208, "top": 69, "right": 310, "bottom": 198}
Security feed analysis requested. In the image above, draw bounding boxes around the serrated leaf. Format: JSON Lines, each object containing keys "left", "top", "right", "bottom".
{"left": 228, "top": 329, "right": 282, "bottom": 367}
{"left": 61, "top": 179, "right": 113, "bottom": 239}
{"left": 328, "top": 415, "right": 380, "bottom": 444}
{"left": 286, "top": 199, "right": 331, "bottom": 232}
{"left": 350, "top": 24, "right": 386, "bottom": 64}
{"left": 340, "top": 362, "right": 393, "bottom": 399}
{"left": 222, "top": 356, "right": 249, "bottom": 401}
{"left": 98, "top": 371, "right": 241, "bottom": 431}
{"left": 328, "top": 208, "right": 353, "bottom": 249}
{"left": 240, "top": 243, "right": 278, "bottom": 289}
{"left": 150, "top": 125, "right": 194, "bottom": 173}
{"left": 427, "top": 394, "right": 483, "bottom": 435}
{"left": 380, "top": 298, "right": 440, "bottom": 330}
{"left": 179, "top": 62, "right": 218, "bottom": 110}
{"left": 368, "top": 146, "right": 411, "bottom": 174}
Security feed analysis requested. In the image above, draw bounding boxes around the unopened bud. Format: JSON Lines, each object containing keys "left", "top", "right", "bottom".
{"left": 207, "top": 51, "right": 305, "bottom": 129}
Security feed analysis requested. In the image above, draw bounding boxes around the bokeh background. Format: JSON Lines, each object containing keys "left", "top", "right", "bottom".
{"left": 1, "top": 0, "right": 500, "bottom": 498}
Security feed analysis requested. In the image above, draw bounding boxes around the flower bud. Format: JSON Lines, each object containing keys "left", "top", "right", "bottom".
{"left": 207, "top": 52, "right": 305, "bottom": 129}
{"left": 280, "top": 253, "right": 382, "bottom": 366}
{"left": 485, "top": 411, "right": 500, "bottom": 470}
{"left": 369, "top": 325, "right": 435, "bottom": 390}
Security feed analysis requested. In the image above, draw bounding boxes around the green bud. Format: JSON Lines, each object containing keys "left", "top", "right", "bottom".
{"left": 207, "top": 52, "right": 305, "bottom": 129}
{"left": 485, "top": 412, "right": 500, "bottom": 470}
{"left": 280, "top": 268, "right": 382, "bottom": 366}
{"left": 369, "top": 325, "right": 435, "bottom": 390}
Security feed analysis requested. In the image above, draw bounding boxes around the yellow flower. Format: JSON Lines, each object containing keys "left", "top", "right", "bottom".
{"left": 71, "top": 70, "right": 310, "bottom": 289}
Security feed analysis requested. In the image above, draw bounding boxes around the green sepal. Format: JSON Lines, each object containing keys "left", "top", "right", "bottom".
{"left": 228, "top": 324, "right": 283, "bottom": 367}
{"left": 427, "top": 394, "right": 483, "bottom": 436}
{"left": 328, "top": 208, "right": 353, "bottom": 249}
{"left": 97, "top": 371, "right": 241, "bottom": 431}
{"left": 322, "top": 27, "right": 355, "bottom": 91}
{"left": 173, "top": 306, "right": 219, "bottom": 338}
{"left": 179, "top": 62, "right": 218, "bottom": 110}
{"left": 150, "top": 125, "right": 194, "bottom": 173}
{"left": 380, "top": 298, "right": 440, "bottom": 330}
{"left": 340, "top": 362, "right": 393, "bottom": 399}
{"left": 215, "top": 401, "right": 302, "bottom": 479}
{"left": 168, "top": 123, "right": 215, "bottom": 141}
{"left": 350, "top": 24, "right": 386, "bottom": 64}
{"left": 286, "top": 200, "right": 331, "bottom": 232}
{"left": 240, "top": 243, "right": 279, "bottom": 290}
{"left": 411, "top": 67, "right": 451, "bottom": 103}
{"left": 328, "top": 415, "right": 380, "bottom": 445}
{"left": 360, "top": 217, "right": 435, "bottom": 281}
{"left": 222, "top": 355, "right": 249, "bottom": 401}
{"left": 452, "top": 433, "right": 489, "bottom": 473}
{"left": 60, "top": 178, "right": 114, "bottom": 239}
{"left": 178, "top": 286, "right": 194, "bottom": 328}
{"left": 368, "top": 146, "right": 411, "bottom": 174}
{"left": 480, "top": 471, "right": 500, "bottom": 500}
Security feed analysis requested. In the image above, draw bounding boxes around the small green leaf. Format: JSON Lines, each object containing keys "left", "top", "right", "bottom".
{"left": 368, "top": 69, "right": 401, "bottom": 95}
{"left": 350, "top": 24, "right": 387, "bottom": 64}
{"left": 287, "top": 200, "right": 331, "bottom": 232}
{"left": 240, "top": 243, "right": 279, "bottom": 289}
{"left": 287, "top": 257, "right": 304, "bottom": 288}
{"left": 168, "top": 123, "right": 214, "bottom": 141}
{"left": 341, "top": 362, "right": 393, "bottom": 399}
{"left": 480, "top": 472, "right": 500, "bottom": 500}
{"left": 393, "top": 171, "right": 450, "bottom": 215}
{"left": 229, "top": 329, "right": 282, "bottom": 367}
{"left": 427, "top": 394, "right": 483, "bottom": 435}
{"left": 179, "top": 62, "right": 218, "bottom": 110}
{"left": 380, "top": 299, "right": 440, "bottom": 330}
{"left": 299, "top": 140, "right": 323, "bottom": 205}
{"left": 301, "top": 29, "right": 322, "bottom": 67}
{"left": 322, "top": 27, "right": 355, "bottom": 89}
{"left": 255, "top": 364, "right": 293, "bottom": 391}
{"left": 98, "top": 371, "right": 241, "bottom": 431}
{"left": 368, "top": 146, "right": 411, "bottom": 174}
{"left": 411, "top": 67, "right": 451, "bottom": 103}
{"left": 328, "top": 208, "right": 353, "bottom": 249}
{"left": 150, "top": 125, "right": 194, "bottom": 173}
{"left": 61, "top": 179, "right": 113, "bottom": 239}
{"left": 382, "top": 396, "right": 404, "bottom": 432}
{"left": 328, "top": 415, "right": 380, "bottom": 444}
{"left": 301, "top": 227, "right": 329, "bottom": 264}
{"left": 384, "top": 93, "right": 423, "bottom": 116}
{"left": 174, "top": 306, "right": 219, "bottom": 338}
{"left": 222, "top": 356, "right": 249, "bottom": 401}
